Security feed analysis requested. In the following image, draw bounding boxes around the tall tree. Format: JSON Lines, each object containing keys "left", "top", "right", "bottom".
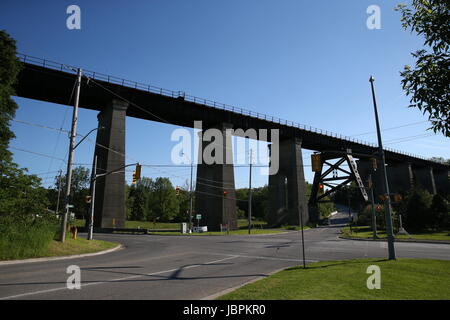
{"left": 0, "top": 30, "right": 49, "bottom": 221}
{"left": 396, "top": 1, "right": 450, "bottom": 137}
{"left": 0, "top": 30, "right": 21, "bottom": 162}
{"left": 147, "top": 177, "right": 179, "bottom": 222}
{"left": 52, "top": 166, "right": 90, "bottom": 218}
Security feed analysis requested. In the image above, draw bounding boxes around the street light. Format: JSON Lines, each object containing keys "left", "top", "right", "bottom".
{"left": 369, "top": 76, "right": 396, "bottom": 260}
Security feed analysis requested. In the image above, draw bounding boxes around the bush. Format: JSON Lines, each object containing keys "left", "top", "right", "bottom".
{"left": 357, "top": 204, "right": 390, "bottom": 230}
{"left": 0, "top": 215, "right": 58, "bottom": 260}
{"left": 429, "top": 194, "right": 450, "bottom": 230}
{"left": 404, "top": 188, "right": 433, "bottom": 232}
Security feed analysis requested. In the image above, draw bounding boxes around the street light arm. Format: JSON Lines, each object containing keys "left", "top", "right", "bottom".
{"left": 94, "top": 163, "right": 139, "bottom": 180}
{"left": 74, "top": 126, "right": 103, "bottom": 150}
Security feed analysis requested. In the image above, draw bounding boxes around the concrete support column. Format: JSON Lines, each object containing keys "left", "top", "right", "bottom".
{"left": 415, "top": 166, "right": 437, "bottom": 195}
{"left": 93, "top": 99, "right": 128, "bottom": 228}
{"left": 195, "top": 123, "right": 237, "bottom": 231}
{"left": 267, "top": 138, "right": 308, "bottom": 227}
{"left": 433, "top": 169, "right": 449, "bottom": 196}
{"left": 386, "top": 163, "right": 414, "bottom": 193}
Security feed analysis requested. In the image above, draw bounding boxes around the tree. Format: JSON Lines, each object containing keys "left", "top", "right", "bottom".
{"left": 50, "top": 166, "right": 90, "bottom": 219}
{"left": 146, "top": 177, "right": 179, "bottom": 222}
{"left": 0, "top": 30, "right": 49, "bottom": 219}
{"left": 428, "top": 157, "right": 450, "bottom": 165}
{"left": 0, "top": 30, "right": 21, "bottom": 162}
{"left": 395, "top": 1, "right": 450, "bottom": 137}
{"left": 429, "top": 194, "right": 449, "bottom": 230}
{"left": 404, "top": 188, "right": 433, "bottom": 231}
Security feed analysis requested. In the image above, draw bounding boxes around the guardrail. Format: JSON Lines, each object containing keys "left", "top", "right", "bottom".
{"left": 17, "top": 53, "right": 437, "bottom": 163}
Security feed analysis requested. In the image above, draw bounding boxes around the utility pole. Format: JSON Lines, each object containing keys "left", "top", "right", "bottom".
{"left": 87, "top": 156, "right": 97, "bottom": 240}
{"left": 55, "top": 170, "right": 62, "bottom": 217}
{"left": 248, "top": 149, "right": 253, "bottom": 235}
{"left": 369, "top": 76, "right": 396, "bottom": 260}
{"left": 59, "top": 68, "right": 82, "bottom": 242}
{"left": 368, "top": 174, "right": 377, "bottom": 239}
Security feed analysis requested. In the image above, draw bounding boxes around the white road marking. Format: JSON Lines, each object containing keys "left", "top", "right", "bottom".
{"left": 198, "top": 252, "right": 318, "bottom": 263}
{"left": 0, "top": 255, "right": 238, "bottom": 300}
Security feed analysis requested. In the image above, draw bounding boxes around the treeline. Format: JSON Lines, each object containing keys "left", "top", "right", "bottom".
{"left": 0, "top": 31, "right": 58, "bottom": 260}
{"left": 45, "top": 171, "right": 336, "bottom": 225}
{"left": 357, "top": 188, "right": 449, "bottom": 232}
{"left": 126, "top": 177, "right": 191, "bottom": 222}
{"left": 333, "top": 182, "right": 450, "bottom": 232}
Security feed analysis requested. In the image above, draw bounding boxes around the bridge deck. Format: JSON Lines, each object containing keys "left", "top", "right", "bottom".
{"left": 13, "top": 54, "right": 448, "bottom": 170}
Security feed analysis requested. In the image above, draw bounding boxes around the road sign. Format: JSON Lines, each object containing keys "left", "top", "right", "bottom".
{"left": 196, "top": 214, "right": 201, "bottom": 220}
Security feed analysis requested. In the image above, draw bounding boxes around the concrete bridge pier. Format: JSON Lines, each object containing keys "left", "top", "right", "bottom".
{"left": 386, "top": 163, "right": 414, "bottom": 194}
{"left": 267, "top": 138, "right": 308, "bottom": 227}
{"left": 195, "top": 123, "right": 237, "bottom": 231}
{"left": 414, "top": 166, "right": 437, "bottom": 195}
{"left": 433, "top": 169, "right": 449, "bottom": 196}
{"left": 93, "top": 99, "right": 128, "bottom": 228}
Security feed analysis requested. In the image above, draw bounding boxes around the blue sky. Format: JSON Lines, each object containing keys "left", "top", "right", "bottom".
{"left": 1, "top": 0, "right": 449, "bottom": 189}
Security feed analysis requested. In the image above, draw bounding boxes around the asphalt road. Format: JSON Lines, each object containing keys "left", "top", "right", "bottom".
{"left": 0, "top": 210, "right": 449, "bottom": 300}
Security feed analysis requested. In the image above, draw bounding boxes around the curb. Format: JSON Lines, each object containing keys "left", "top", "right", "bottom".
{"left": 201, "top": 267, "right": 287, "bottom": 300}
{"left": 338, "top": 235, "right": 450, "bottom": 245}
{"left": 0, "top": 244, "right": 123, "bottom": 266}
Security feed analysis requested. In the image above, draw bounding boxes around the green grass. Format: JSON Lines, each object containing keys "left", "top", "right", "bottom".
{"left": 148, "top": 228, "right": 288, "bottom": 236}
{"left": 341, "top": 226, "right": 450, "bottom": 241}
{"left": 43, "top": 236, "right": 118, "bottom": 257}
{"left": 73, "top": 218, "right": 307, "bottom": 236}
{"left": 0, "top": 233, "right": 118, "bottom": 261}
{"left": 218, "top": 258, "right": 450, "bottom": 300}
{"left": 73, "top": 218, "right": 269, "bottom": 230}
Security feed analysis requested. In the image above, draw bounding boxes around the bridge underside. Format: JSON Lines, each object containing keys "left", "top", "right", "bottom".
{"left": 12, "top": 61, "right": 450, "bottom": 230}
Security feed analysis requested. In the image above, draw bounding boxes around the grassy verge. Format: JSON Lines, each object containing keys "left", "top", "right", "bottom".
{"left": 73, "top": 218, "right": 268, "bottom": 230}
{"left": 43, "top": 236, "right": 118, "bottom": 258}
{"left": 0, "top": 233, "right": 118, "bottom": 261}
{"left": 341, "top": 226, "right": 450, "bottom": 241}
{"left": 218, "top": 258, "right": 450, "bottom": 300}
{"left": 148, "top": 228, "right": 289, "bottom": 236}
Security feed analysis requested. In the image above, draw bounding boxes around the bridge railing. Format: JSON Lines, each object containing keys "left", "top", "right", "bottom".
{"left": 16, "top": 53, "right": 433, "bottom": 163}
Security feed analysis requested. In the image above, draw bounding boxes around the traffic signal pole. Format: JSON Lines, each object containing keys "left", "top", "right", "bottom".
{"left": 369, "top": 76, "right": 396, "bottom": 260}
{"left": 248, "top": 149, "right": 253, "bottom": 235}
{"left": 368, "top": 174, "right": 377, "bottom": 239}
{"left": 87, "top": 156, "right": 97, "bottom": 240}
{"left": 189, "top": 161, "right": 193, "bottom": 234}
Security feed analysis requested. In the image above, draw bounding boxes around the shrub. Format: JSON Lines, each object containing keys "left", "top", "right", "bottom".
{"left": 0, "top": 215, "right": 58, "bottom": 260}
{"left": 404, "top": 188, "right": 433, "bottom": 232}
{"left": 429, "top": 194, "right": 450, "bottom": 230}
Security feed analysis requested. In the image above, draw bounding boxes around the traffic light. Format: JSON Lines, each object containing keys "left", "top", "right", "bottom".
{"left": 318, "top": 183, "right": 324, "bottom": 194}
{"left": 223, "top": 191, "right": 228, "bottom": 197}
{"left": 393, "top": 194, "right": 403, "bottom": 203}
{"left": 135, "top": 163, "right": 142, "bottom": 181}
{"left": 311, "top": 154, "right": 322, "bottom": 172}
{"left": 132, "top": 171, "right": 137, "bottom": 184}
{"left": 176, "top": 186, "right": 180, "bottom": 196}
{"left": 370, "top": 158, "right": 377, "bottom": 169}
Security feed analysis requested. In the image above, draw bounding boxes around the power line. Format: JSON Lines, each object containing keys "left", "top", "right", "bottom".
{"left": 351, "top": 121, "right": 428, "bottom": 137}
